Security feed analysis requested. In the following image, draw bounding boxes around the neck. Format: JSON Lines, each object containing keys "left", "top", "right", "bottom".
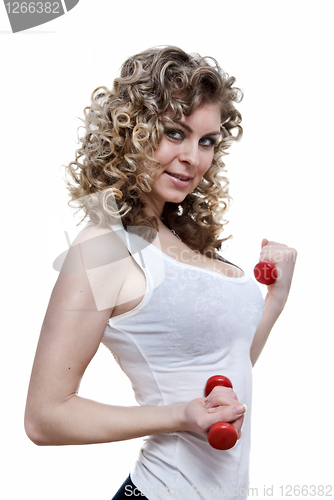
{"left": 140, "top": 193, "right": 165, "bottom": 220}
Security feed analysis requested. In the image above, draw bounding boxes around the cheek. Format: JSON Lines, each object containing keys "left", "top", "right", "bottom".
{"left": 154, "top": 138, "right": 173, "bottom": 165}
{"left": 199, "top": 154, "right": 214, "bottom": 176}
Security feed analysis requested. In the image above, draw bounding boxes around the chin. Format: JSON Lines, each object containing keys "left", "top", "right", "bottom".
{"left": 165, "top": 194, "right": 188, "bottom": 205}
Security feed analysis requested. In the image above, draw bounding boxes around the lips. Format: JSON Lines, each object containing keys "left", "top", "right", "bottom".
{"left": 165, "top": 172, "right": 192, "bottom": 181}
{"left": 164, "top": 171, "right": 192, "bottom": 188}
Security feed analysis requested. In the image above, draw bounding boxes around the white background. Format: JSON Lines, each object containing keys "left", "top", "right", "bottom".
{"left": 1, "top": 1, "right": 333, "bottom": 499}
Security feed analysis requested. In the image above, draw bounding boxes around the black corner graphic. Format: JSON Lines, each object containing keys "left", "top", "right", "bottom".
{"left": 3, "top": 0, "right": 80, "bottom": 33}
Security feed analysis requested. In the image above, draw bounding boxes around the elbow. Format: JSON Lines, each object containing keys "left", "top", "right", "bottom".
{"left": 24, "top": 419, "right": 46, "bottom": 446}
{"left": 24, "top": 409, "right": 56, "bottom": 446}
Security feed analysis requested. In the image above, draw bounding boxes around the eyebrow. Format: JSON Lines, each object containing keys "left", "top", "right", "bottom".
{"left": 176, "top": 121, "right": 221, "bottom": 136}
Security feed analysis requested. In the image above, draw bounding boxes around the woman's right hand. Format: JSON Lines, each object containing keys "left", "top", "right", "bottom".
{"left": 181, "top": 385, "right": 247, "bottom": 440}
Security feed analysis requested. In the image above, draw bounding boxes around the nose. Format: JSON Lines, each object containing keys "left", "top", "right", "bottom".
{"left": 178, "top": 139, "right": 200, "bottom": 167}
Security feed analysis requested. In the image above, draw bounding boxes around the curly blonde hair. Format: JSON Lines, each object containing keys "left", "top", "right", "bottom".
{"left": 65, "top": 45, "right": 243, "bottom": 255}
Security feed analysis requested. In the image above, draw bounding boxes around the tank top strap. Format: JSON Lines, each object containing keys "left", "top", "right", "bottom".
{"left": 108, "top": 223, "right": 165, "bottom": 292}
{"left": 108, "top": 222, "right": 146, "bottom": 270}
{"left": 108, "top": 222, "right": 129, "bottom": 250}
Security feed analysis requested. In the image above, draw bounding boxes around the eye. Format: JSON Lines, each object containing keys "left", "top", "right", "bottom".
{"left": 164, "top": 128, "right": 184, "bottom": 141}
{"left": 199, "top": 137, "right": 219, "bottom": 148}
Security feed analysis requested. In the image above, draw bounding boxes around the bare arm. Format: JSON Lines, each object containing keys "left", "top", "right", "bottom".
{"left": 250, "top": 239, "right": 297, "bottom": 366}
{"left": 25, "top": 225, "right": 246, "bottom": 446}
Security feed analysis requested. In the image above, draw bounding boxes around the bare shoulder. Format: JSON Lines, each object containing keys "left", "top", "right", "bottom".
{"left": 53, "top": 223, "right": 131, "bottom": 314}
{"left": 69, "top": 223, "right": 130, "bottom": 269}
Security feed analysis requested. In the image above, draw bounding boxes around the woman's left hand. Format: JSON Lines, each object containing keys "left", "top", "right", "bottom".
{"left": 250, "top": 239, "right": 297, "bottom": 365}
{"left": 259, "top": 239, "right": 297, "bottom": 307}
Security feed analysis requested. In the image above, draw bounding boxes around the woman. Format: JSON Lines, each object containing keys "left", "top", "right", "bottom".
{"left": 25, "top": 46, "right": 297, "bottom": 500}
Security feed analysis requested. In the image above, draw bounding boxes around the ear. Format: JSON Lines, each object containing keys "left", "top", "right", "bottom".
{"left": 261, "top": 238, "right": 269, "bottom": 249}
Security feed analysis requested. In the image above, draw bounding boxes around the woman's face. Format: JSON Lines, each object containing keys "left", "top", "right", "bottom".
{"left": 141, "top": 102, "right": 222, "bottom": 218}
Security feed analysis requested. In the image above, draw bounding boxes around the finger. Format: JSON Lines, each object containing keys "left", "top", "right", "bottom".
{"left": 207, "top": 403, "right": 247, "bottom": 423}
{"left": 261, "top": 238, "right": 269, "bottom": 249}
{"left": 262, "top": 240, "right": 288, "bottom": 248}
{"left": 260, "top": 244, "right": 296, "bottom": 264}
{"left": 231, "top": 414, "right": 244, "bottom": 439}
{"left": 205, "top": 391, "right": 239, "bottom": 409}
{"left": 205, "top": 386, "right": 238, "bottom": 405}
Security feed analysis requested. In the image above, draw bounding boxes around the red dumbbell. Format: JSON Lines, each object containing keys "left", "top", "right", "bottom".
{"left": 253, "top": 261, "right": 277, "bottom": 285}
{"left": 205, "top": 375, "right": 238, "bottom": 451}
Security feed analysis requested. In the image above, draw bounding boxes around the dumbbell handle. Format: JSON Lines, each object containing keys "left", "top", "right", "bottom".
{"left": 205, "top": 375, "right": 238, "bottom": 451}
{"left": 253, "top": 261, "right": 277, "bottom": 285}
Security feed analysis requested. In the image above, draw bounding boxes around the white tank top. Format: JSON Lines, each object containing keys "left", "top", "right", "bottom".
{"left": 102, "top": 224, "right": 264, "bottom": 500}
